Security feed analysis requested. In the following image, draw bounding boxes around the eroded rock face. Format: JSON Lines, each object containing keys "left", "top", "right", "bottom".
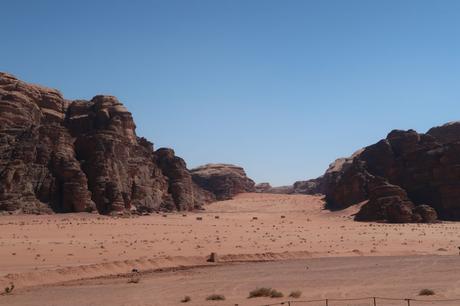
{"left": 323, "top": 125, "right": 460, "bottom": 221}
{"left": 190, "top": 164, "right": 255, "bottom": 200}
{"left": 255, "top": 182, "right": 272, "bottom": 193}
{"left": 255, "top": 179, "right": 323, "bottom": 195}
{"left": 0, "top": 73, "right": 210, "bottom": 214}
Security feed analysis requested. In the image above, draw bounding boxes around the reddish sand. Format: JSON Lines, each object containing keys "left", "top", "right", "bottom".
{"left": 1, "top": 193, "right": 460, "bottom": 305}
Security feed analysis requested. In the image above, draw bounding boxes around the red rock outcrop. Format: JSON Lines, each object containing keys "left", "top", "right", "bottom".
{"left": 322, "top": 124, "right": 460, "bottom": 221}
{"left": 190, "top": 164, "right": 255, "bottom": 200}
{"left": 0, "top": 73, "right": 211, "bottom": 214}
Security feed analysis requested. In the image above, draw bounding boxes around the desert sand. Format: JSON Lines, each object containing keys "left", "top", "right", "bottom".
{"left": 1, "top": 193, "right": 460, "bottom": 305}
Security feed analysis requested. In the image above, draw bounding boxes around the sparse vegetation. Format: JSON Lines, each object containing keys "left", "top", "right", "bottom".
{"left": 249, "top": 287, "right": 272, "bottom": 298}
{"left": 270, "top": 289, "right": 284, "bottom": 298}
{"left": 181, "top": 296, "right": 191, "bottom": 303}
{"left": 419, "top": 289, "right": 435, "bottom": 296}
{"left": 206, "top": 294, "right": 225, "bottom": 300}
{"left": 289, "top": 290, "right": 302, "bottom": 298}
{"left": 249, "top": 287, "right": 284, "bottom": 298}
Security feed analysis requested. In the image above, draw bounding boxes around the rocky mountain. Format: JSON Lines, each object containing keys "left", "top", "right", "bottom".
{"left": 0, "top": 73, "right": 215, "bottom": 214}
{"left": 259, "top": 123, "right": 460, "bottom": 223}
{"left": 191, "top": 164, "right": 255, "bottom": 200}
{"left": 322, "top": 123, "right": 460, "bottom": 222}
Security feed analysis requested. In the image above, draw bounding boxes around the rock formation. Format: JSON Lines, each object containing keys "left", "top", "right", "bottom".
{"left": 254, "top": 182, "right": 273, "bottom": 193}
{"left": 0, "top": 73, "right": 212, "bottom": 214}
{"left": 255, "top": 179, "right": 323, "bottom": 195}
{"left": 190, "top": 164, "right": 255, "bottom": 200}
{"left": 322, "top": 123, "right": 460, "bottom": 222}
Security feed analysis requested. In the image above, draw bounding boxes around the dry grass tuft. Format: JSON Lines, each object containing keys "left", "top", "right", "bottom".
{"left": 249, "top": 287, "right": 284, "bottom": 298}
{"left": 206, "top": 294, "right": 225, "bottom": 300}
{"left": 289, "top": 290, "right": 302, "bottom": 298}
{"left": 419, "top": 289, "right": 435, "bottom": 296}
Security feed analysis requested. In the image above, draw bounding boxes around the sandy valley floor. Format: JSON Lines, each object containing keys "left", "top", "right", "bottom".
{"left": 1, "top": 193, "right": 460, "bottom": 305}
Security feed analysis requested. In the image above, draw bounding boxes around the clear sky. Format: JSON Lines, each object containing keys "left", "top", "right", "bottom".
{"left": 2, "top": 0, "right": 459, "bottom": 186}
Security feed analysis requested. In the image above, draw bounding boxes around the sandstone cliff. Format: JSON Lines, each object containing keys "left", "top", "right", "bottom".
{"left": 191, "top": 164, "right": 255, "bottom": 200}
{"left": 0, "top": 73, "right": 212, "bottom": 214}
{"left": 322, "top": 123, "right": 460, "bottom": 222}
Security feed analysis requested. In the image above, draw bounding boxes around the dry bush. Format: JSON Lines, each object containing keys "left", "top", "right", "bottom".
{"left": 419, "top": 289, "right": 435, "bottom": 296}
{"left": 249, "top": 287, "right": 284, "bottom": 298}
{"left": 289, "top": 290, "right": 302, "bottom": 298}
{"left": 270, "top": 289, "right": 284, "bottom": 298}
{"left": 206, "top": 294, "right": 225, "bottom": 300}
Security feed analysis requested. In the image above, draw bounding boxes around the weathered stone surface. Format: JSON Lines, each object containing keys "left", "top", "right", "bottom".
{"left": 255, "top": 182, "right": 273, "bottom": 193}
{"left": 355, "top": 177, "right": 415, "bottom": 223}
{"left": 0, "top": 72, "right": 211, "bottom": 214}
{"left": 191, "top": 164, "right": 255, "bottom": 200}
{"left": 427, "top": 121, "right": 460, "bottom": 144}
{"left": 412, "top": 205, "right": 438, "bottom": 223}
{"left": 323, "top": 125, "right": 460, "bottom": 221}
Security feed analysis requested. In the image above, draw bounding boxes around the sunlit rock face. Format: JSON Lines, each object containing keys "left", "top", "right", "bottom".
{"left": 191, "top": 163, "right": 255, "bottom": 200}
{"left": 0, "top": 72, "right": 212, "bottom": 214}
{"left": 323, "top": 125, "right": 460, "bottom": 222}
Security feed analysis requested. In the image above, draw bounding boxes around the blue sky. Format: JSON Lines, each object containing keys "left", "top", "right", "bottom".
{"left": 2, "top": 0, "right": 459, "bottom": 185}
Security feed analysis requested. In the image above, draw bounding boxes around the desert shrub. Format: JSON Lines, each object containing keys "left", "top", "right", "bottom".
{"left": 289, "top": 290, "right": 302, "bottom": 298}
{"left": 249, "top": 287, "right": 272, "bottom": 298}
{"left": 270, "top": 289, "right": 284, "bottom": 298}
{"left": 206, "top": 294, "right": 225, "bottom": 300}
{"left": 249, "top": 287, "right": 283, "bottom": 298}
{"left": 419, "top": 289, "right": 435, "bottom": 296}
{"left": 181, "top": 296, "right": 191, "bottom": 303}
